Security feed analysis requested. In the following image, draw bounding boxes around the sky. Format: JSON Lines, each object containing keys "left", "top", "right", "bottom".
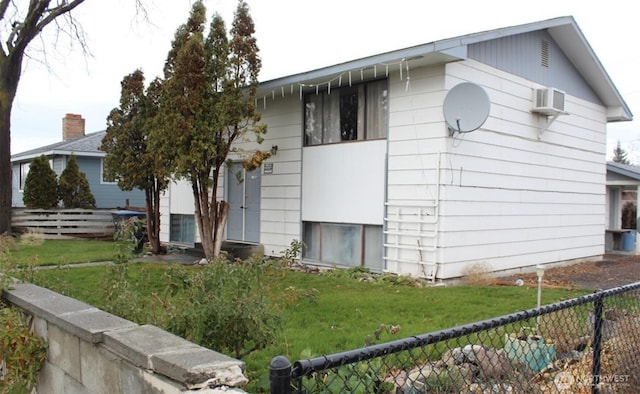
{"left": 9, "top": 0, "right": 640, "bottom": 161}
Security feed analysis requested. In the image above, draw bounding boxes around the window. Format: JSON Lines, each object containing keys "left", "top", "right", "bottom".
{"left": 19, "top": 162, "right": 30, "bottom": 190}
{"left": 101, "top": 158, "right": 116, "bottom": 184}
{"left": 302, "top": 222, "right": 383, "bottom": 269}
{"left": 170, "top": 214, "right": 195, "bottom": 245}
{"left": 304, "top": 79, "right": 388, "bottom": 145}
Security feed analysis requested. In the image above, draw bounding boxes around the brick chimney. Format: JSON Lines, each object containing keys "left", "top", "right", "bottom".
{"left": 62, "top": 113, "right": 85, "bottom": 140}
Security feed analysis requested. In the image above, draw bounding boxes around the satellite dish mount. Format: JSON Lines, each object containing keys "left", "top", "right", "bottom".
{"left": 443, "top": 82, "right": 491, "bottom": 136}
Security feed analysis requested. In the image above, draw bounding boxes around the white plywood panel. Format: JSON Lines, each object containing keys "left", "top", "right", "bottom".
{"left": 302, "top": 140, "right": 386, "bottom": 224}
{"left": 169, "top": 179, "right": 195, "bottom": 214}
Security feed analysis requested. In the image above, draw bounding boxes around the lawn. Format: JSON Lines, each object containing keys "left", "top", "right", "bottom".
{"left": 6, "top": 238, "right": 115, "bottom": 266}
{"left": 4, "top": 238, "right": 589, "bottom": 392}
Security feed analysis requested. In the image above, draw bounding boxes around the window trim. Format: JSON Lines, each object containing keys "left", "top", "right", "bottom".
{"left": 19, "top": 162, "right": 30, "bottom": 191}
{"left": 100, "top": 158, "right": 117, "bottom": 185}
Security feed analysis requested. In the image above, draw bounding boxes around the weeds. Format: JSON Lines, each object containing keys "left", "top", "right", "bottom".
{"left": 461, "top": 262, "right": 497, "bottom": 286}
{"left": 0, "top": 234, "right": 48, "bottom": 393}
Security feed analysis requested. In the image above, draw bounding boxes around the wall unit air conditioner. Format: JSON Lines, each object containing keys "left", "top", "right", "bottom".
{"left": 532, "top": 87, "right": 566, "bottom": 115}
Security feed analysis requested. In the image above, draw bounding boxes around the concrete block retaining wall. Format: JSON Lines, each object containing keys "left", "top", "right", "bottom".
{"left": 2, "top": 282, "right": 248, "bottom": 393}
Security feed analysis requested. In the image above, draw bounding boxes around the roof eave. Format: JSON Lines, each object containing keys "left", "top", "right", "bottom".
{"left": 257, "top": 16, "right": 632, "bottom": 124}
{"left": 11, "top": 150, "right": 105, "bottom": 162}
{"left": 547, "top": 21, "right": 633, "bottom": 122}
{"left": 257, "top": 43, "right": 467, "bottom": 96}
{"left": 607, "top": 162, "right": 640, "bottom": 181}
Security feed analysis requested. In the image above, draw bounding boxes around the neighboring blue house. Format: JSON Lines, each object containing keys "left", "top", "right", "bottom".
{"left": 11, "top": 113, "right": 145, "bottom": 209}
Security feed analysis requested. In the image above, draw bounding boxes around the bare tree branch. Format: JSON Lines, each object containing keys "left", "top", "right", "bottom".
{"left": 0, "top": 0, "right": 151, "bottom": 235}
{"left": 0, "top": 0, "right": 10, "bottom": 22}
{"left": 9, "top": 0, "right": 87, "bottom": 56}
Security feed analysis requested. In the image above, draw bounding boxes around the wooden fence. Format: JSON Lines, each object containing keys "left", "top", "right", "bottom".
{"left": 11, "top": 209, "right": 116, "bottom": 239}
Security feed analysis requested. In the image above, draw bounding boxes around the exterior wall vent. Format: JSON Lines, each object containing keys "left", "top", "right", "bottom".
{"left": 532, "top": 87, "right": 565, "bottom": 115}
{"left": 541, "top": 39, "right": 550, "bottom": 67}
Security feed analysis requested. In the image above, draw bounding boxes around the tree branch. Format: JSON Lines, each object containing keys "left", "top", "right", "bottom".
{"left": 0, "top": 0, "right": 10, "bottom": 22}
{"left": 9, "top": 0, "right": 86, "bottom": 57}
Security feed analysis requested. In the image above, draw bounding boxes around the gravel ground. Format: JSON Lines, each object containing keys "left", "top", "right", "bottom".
{"left": 499, "top": 253, "right": 640, "bottom": 291}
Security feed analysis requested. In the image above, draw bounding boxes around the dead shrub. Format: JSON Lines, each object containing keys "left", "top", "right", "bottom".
{"left": 0, "top": 233, "right": 17, "bottom": 253}
{"left": 18, "top": 230, "right": 44, "bottom": 246}
{"left": 461, "top": 262, "right": 497, "bottom": 286}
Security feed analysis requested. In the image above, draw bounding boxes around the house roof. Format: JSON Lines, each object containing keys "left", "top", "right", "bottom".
{"left": 11, "top": 131, "right": 106, "bottom": 162}
{"left": 607, "top": 161, "right": 640, "bottom": 182}
{"left": 258, "top": 16, "right": 632, "bottom": 123}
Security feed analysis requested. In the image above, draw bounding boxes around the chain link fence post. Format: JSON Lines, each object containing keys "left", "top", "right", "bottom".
{"left": 591, "top": 291, "right": 604, "bottom": 394}
{"left": 269, "top": 355, "right": 292, "bottom": 394}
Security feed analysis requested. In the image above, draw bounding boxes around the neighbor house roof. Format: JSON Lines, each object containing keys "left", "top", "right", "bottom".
{"left": 11, "top": 131, "right": 106, "bottom": 162}
{"left": 258, "top": 16, "right": 632, "bottom": 123}
{"left": 607, "top": 161, "right": 640, "bottom": 182}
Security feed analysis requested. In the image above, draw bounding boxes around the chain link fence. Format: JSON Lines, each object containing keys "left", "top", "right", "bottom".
{"left": 270, "top": 282, "right": 640, "bottom": 393}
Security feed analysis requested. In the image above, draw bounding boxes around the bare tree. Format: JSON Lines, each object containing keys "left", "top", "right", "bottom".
{"left": 0, "top": 0, "right": 145, "bottom": 234}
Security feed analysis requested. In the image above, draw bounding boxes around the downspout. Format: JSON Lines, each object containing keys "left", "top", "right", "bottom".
{"left": 434, "top": 150, "right": 442, "bottom": 279}
{"left": 383, "top": 124, "right": 391, "bottom": 272}
{"left": 636, "top": 184, "right": 640, "bottom": 255}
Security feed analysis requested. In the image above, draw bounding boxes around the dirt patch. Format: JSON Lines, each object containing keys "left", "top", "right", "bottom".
{"left": 498, "top": 254, "right": 640, "bottom": 291}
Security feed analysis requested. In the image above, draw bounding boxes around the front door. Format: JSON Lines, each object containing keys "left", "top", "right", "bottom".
{"left": 227, "top": 164, "right": 261, "bottom": 243}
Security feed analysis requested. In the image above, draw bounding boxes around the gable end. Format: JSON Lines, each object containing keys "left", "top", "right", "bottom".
{"left": 468, "top": 30, "right": 601, "bottom": 105}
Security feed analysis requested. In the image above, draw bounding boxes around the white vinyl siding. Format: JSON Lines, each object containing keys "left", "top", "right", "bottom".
{"left": 232, "top": 95, "right": 303, "bottom": 255}
{"left": 385, "top": 59, "right": 606, "bottom": 279}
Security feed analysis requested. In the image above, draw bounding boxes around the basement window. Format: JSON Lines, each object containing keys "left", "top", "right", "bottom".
{"left": 170, "top": 214, "right": 195, "bottom": 245}
{"left": 302, "top": 221, "right": 383, "bottom": 269}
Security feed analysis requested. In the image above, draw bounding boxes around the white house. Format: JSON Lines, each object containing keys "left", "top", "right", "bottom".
{"left": 160, "top": 16, "right": 632, "bottom": 280}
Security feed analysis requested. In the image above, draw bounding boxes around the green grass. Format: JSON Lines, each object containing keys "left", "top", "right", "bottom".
{"left": 8, "top": 239, "right": 115, "bottom": 266}
{"left": 28, "top": 262, "right": 588, "bottom": 393}
{"left": 4, "top": 238, "right": 590, "bottom": 393}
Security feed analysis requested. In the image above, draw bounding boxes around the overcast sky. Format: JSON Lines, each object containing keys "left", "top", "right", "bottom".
{"left": 9, "top": 0, "right": 639, "bottom": 161}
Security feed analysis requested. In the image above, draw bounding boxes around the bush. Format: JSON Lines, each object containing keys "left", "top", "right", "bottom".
{"left": 58, "top": 154, "right": 96, "bottom": 208}
{"left": 0, "top": 235, "right": 48, "bottom": 393}
{"left": 156, "top": 256, "right": 281, "bottom": 359}
{"left": 0, "top": 304, "right": 48, "bottom": 393}
{"left": 100, "top": 223, "right": 281, "bottom": 360}
{"left": 22, "top": 155, "right": 58, "bottom": 209}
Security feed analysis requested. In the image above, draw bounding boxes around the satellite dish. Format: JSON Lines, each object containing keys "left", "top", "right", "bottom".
{"left": 443, "top": 82, "right": 490, "bottom": 133}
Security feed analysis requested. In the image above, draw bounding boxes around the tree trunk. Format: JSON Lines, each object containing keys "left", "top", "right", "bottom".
{"left": 199, "top": 213, "right": 215, "bottom": 260}
{"left": 213, "top": 201, "right": 229, "bottom": 257}
{"left": 144, "top": 180, "right": 162, "bottom": 255}
{"left": 192, "top": 176, "right": 216, "bottom": 260}
{"left": 0, "top": 58, "right": 22, "bottom": 235}
{"left": 0, "top": 95, "right": 12, "bottom": 235}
